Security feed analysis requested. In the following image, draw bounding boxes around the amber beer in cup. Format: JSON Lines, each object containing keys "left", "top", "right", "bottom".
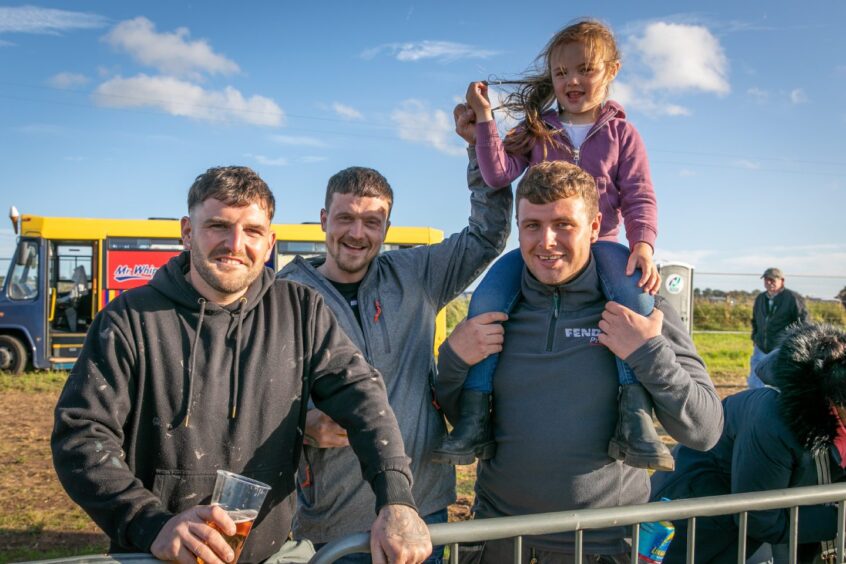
{"left": 198, "top": 470, "right": 271, "bottom": 564}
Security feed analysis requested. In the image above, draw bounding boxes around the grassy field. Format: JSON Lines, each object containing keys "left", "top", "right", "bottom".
{"left": 0, "top": 330, "right": 774, "bottom": 562}
{"left": 694, "top": 299, "right": 845, "bottom": 331}
{"left": 692, "top": 332, "right": 749, "bottom": 385}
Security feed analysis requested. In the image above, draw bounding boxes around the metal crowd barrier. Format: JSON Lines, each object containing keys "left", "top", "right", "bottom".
{"left": 310, "top": 483, "right": 846, "bottom": 564}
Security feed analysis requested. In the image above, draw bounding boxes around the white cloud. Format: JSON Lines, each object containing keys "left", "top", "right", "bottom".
{"left": 93, "top": 74, "right": 284, "bottom": 127}
{"left": 0, "top": 6, "right": 107, "bottom": 34}
{"left": 48, "top": 72, "right": 88, "bottom": 89}
{"left": 103, "top": 17, "right": 239, "bottom": 78}
{"left": 332, "top": 102, "right": 363, "bottom": 121}
{"left": 246, "top": 154, "right": 288, "bottom": 167}
{"left": 631, "top": 22, "right": 730, "bottom": 95}
{"left": 250, "top": 154, "right": 325, "bottom": 166}
{"left": 270, "top": 135, "right": 326, "bottom": 148}
{"left": 362, "top": 40, "right": 498, "bottom": 63}
{"left": 611, "top": 81, "right": 691, "bottom": 117}
{"left": 608, "top": 21, "right": 730, "bottom": 118}
{"left": 733, "top": 159, "right": 761, "bottom": 170}
{"left": 678, "top": 168, "right": 697, "bottom": 177}
{"left": 789, "top": 88, "right": 807, "bottom": 104}
{"left": 391, "top": 99, "right": 466, "bottom": 157}
{"left": 747, "top": 87, "right": 769, "bottom": 103}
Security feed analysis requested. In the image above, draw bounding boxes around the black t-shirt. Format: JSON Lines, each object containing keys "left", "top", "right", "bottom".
{"left": 328, "top": 279, "right": 362, "bottom": 327}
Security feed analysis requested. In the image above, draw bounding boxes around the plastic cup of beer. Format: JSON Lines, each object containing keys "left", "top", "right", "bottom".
{"left": 199, "top": 470, "right": 271, "bottom": 564}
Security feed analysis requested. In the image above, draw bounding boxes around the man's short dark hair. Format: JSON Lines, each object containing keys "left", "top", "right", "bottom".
{"left": 516, "top": 161, "right": 599, "bottom": 220}
{"left": 325, "top": 167, "right": 393, "bottom": 215}
{"left": 188, "top": 166, "right": 275, "bottom": 220}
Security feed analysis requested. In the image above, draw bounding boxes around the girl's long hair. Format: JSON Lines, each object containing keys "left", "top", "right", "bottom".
{"left": 499, "top": 19, "right": 620, "bottom": 158}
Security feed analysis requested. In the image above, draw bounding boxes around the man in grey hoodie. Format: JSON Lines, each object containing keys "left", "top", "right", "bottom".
{"left": 436, "top": 161, "right": 723, "bottom": 563}
{"left": 278, "top": 113, "right": 512, "bottom": 562}
{"left": 52, "top": 166, "right": 431, "bottom": 564}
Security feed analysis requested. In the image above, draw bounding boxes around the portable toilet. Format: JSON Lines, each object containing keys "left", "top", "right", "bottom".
{"left": 658, "top": 262, "right": 695, "bottom": 335}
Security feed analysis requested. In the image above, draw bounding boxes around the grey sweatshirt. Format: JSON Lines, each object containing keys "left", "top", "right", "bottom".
{"left": 278, "top": 148, "right": 513, "bottom": 543}
{"left": 436, "top": 256, "right": 723, "bottom": 555}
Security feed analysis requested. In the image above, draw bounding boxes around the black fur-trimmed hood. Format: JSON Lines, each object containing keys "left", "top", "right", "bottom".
{"left": 776, "top": 324, "right": 846, "bottom": 454}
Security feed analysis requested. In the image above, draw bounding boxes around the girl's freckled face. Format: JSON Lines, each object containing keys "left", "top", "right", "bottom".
{"left": 550, "top": 42, "right": 617, "bottom": 125}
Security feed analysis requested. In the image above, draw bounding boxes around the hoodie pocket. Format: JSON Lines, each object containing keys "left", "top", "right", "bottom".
{"left": 152, "top": 469, "right": 217, "bottom": 514}
{"left": 152, "top": 466, "right": 295, "bottom": 516}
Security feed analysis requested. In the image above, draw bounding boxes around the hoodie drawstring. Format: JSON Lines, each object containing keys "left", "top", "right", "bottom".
{"left": 230, "top": 297, "right": 247, "bottom": 419}
{"left": 174, "top": 297, "right": 207, "bottom": 429}
{"left": 171, "top": 296, "right": 247, "bottom": 428}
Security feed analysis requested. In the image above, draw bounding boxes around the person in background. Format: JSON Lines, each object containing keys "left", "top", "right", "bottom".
{"left": 748, "top": 267, "right": 809, "bottom": 388}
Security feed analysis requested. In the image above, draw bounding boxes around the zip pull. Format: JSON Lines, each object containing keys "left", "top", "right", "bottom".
{"left": 572, "top": 146, "right": 580, "bottom": 165}
{"left": 373, "top": 299, "right": 382, "bottom": 322}
{"left": 553, "top": 289, "right": 560, "bottom": 319}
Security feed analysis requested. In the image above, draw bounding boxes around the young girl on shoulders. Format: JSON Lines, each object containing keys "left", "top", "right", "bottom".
{"left": 433, "top": 19, "right": 670, "bottom": 471}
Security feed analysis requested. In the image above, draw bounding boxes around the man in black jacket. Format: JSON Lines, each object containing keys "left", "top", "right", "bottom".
{"left": 748, "top": 267, "right": 809, "bottom": 388}
{"left": 653, "top": 324, "right": 846, "bottom": 563}
{"left": 52, "top": 166, "right": 431, "bottom": 564}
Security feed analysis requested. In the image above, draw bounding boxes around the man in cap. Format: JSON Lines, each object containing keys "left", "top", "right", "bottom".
{"left": 748, "top": 267, "right": 809, "bottom": 388}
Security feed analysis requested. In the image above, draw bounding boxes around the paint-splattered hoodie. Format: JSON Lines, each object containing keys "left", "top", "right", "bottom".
{"left": 51, "top": 252, "right": 414, "bottom": 563}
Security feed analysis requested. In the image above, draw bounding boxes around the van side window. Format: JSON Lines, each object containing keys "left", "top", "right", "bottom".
{"left": 7, "top": 240, "right": 39, "bottom": 300}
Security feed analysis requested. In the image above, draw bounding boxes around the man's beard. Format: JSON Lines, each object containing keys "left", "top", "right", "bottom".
{"left": 191, "top": 248, "right": 260, "bottom": 295}
{"left": 329, "top": 241, "right": 374, "bottom": 275}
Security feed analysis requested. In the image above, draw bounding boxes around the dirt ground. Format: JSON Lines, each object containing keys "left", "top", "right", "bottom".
{"left": 0, "top": 387, "right": 477, "bottom": 561}
{"left": 0, "top": 389, "right": 109, "bottom": 562}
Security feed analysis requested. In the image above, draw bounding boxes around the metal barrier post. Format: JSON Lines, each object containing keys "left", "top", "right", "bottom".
{"left": 789, "top": 506, "right": 799, "bottom": 564}
{"left": 838, "top": 503, "right": 846, "bottom": 563}
{"left": 737, "top": 511, "right": 748, "bottom": 562}
{"left": 630, "top": 523, "right": 639, "bottom": 564}
{"left": 686, "top": 516, "right": 695, "bottom": 564}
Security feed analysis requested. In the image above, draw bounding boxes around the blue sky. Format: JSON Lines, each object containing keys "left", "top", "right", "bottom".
{"left": 0, "top": 1, "right": 844, "bottom": 298}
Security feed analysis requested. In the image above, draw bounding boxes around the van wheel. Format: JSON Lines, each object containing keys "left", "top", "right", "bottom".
{"left": 0, "top": 335, "right": 26, "bottom": 375}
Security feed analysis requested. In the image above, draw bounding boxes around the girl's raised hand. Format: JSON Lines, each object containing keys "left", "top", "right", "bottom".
{"left": 465, "top": 81, "right": 493, "bottom": 123}
{"left": 627, "top": 242, "right": 661, "bottom": 295}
